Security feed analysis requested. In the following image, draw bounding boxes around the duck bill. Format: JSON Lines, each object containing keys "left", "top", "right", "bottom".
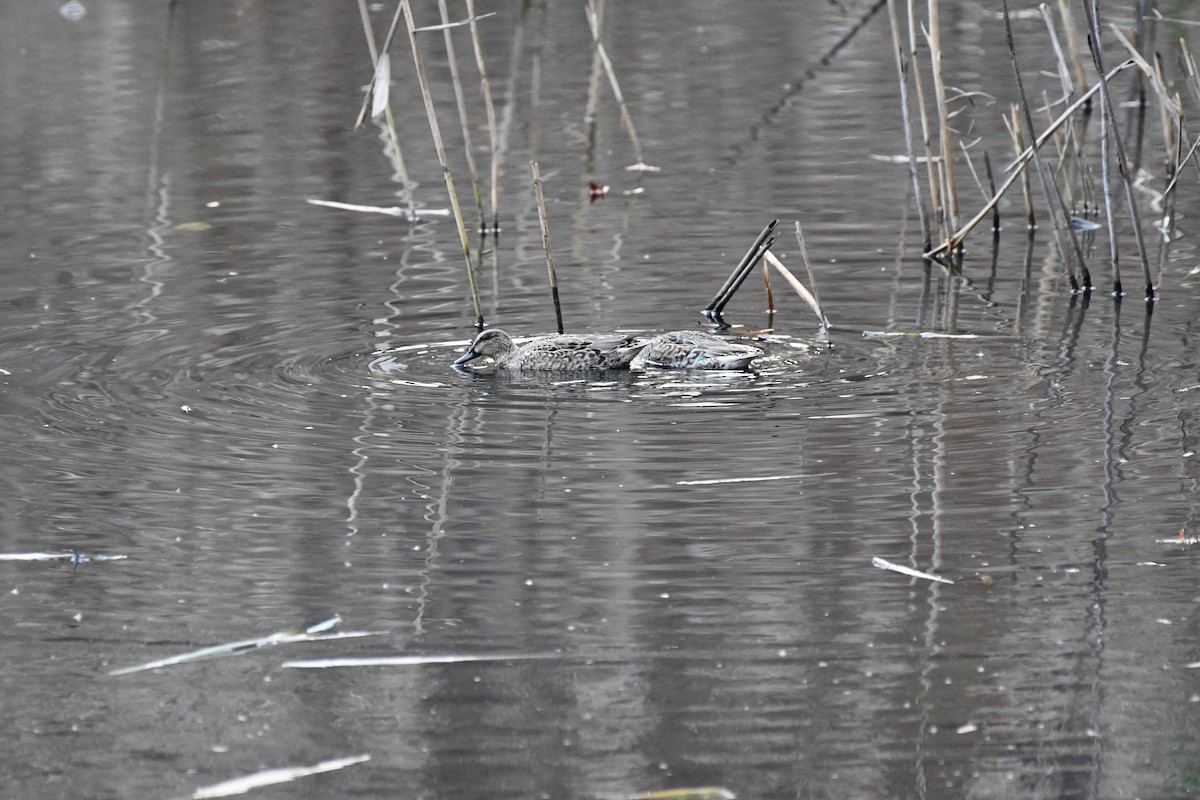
{"left": 453, "top": 349, "right": 479, "bottom": 367}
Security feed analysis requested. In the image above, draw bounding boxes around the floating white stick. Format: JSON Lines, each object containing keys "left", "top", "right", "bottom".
{"left": 183, "top": 753, "right": 370, "bottom": 799}
{"left": 872, "top": 556, "right": 954, "bottom": 585}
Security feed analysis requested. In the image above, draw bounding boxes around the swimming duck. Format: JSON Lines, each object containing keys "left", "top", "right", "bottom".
{"left": 630, "top": 330, "right": 763, "bottom": 370}
{"left": 453, "top": 329, "right": 643, "bottom": 371}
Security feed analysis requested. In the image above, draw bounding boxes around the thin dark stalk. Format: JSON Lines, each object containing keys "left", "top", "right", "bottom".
{"left": 1082, "top": 0, "right": 1155, "bottom": 302}
{"left": 400, "top": 0, "right": 484, "bottom": 326}
{"left": 1002, "top": 0, "right": 1084, "bottom": 291}
{"left": 530, "top": 161, "right": 564, "bottom": 334}
{"left": 982, "top": 150, "right": 1000, "bottom": 233}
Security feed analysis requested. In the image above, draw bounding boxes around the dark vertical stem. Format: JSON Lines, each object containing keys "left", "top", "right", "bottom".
{"left": 1003, "top": 0, "right": 1084, "bottom": 292}
{"left": 983, "top": 150, "right": 1000, "bottom": 234}
{"left": 1080, "top": 0, "right": 1155, "bottom": 303}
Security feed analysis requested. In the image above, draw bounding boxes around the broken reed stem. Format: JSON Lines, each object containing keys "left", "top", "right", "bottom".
{"left": 354, "top": 3, "right": 405, "bottom": 129}
{"left": 926, "top": 0, "right": 960, "bottom": 236}
{"left": 585, "top": 0, "right": 648, "bottom": 168}
{"left": 885, "top": 0, "right": 932, "bottom": 252}
{"left": 530, "top": 161, "right": 564, "bottom": 335}
{"left": 400, "top": 0, "right": 483, "bottom": 326}
{"left": 957, "top": 140, "right": 988, "bottom": 203}
{"left": 927, "top": 66, "right": 1131, "bottom": 258}
{"left": 1081, "top": 0, "right": 1154, "bottom": 302}
{"left": 794, "top": 221, "right": 829, "bottom": 330}
{"left": 437, "top": 0, "right": 485, "bottom": 233}
{"left": 1002, "top": 0, "right": 1086, "bottom": 291}
{"left": 465, "top": 0, "right": 500, "bottom": 233}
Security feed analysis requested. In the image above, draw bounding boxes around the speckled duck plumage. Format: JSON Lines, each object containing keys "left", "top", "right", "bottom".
{"left": 454, "top": 328, "right": 764, "bottom": 372}
{"left": 630, "top": 330, "right": 763, "bottom": 370}
{"left": 453, "top": 329, "right": 642, "bottom": 371}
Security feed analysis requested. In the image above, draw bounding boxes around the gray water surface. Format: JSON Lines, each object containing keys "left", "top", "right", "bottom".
{"left": 3, "top": 2, "right": 1200, "bottom": 799}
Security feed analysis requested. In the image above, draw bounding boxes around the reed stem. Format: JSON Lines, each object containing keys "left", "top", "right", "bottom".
{"left": 465, "top": 0, "right": 501, "bottom": 233}
{"left": 400, "top": 0, "right": 484, "bottom": 326}
{"left": 1082, "top": 0, "right": 1154, "bottom": 302}
{"left": 530, "top": 161, "right": 564, "bottom": 334}
{"left": 926, "top": 65, "right": 1132, "bottom": 259}
{"left": 905, "top": 0, "right": 945, "bottom": 240}
{"left": 585, "top": 0, "right": 653, "bottom": 170}
{"left": 926, "top": 0, "right": 960, "bottom": 235}
{"left": 885, "top": 0, "right": 932, "bottom": 252}
{"left": 436, "top": 0, "right": 485, "bottom": 232}
{"left": 1002, "top": 0, "right": 1085, "bottom": 291}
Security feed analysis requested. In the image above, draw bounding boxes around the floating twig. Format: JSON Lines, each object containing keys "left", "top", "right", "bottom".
{"left": 283, "top": 653, "right": 552, "bottom": 669}
{"left": 0, "top": 550, "right": 127, "bottom": 562}
{"left": 109, "top": 615, "right": 381, "bottom": 676}
{"left": 176, "top": 754, "right": 370, "bottom": 800}
{"left": 307, "top": 198, "right": 450, "bottom": 220}
{"left": 872, "top": 556, "right": 954, "bottom": 585}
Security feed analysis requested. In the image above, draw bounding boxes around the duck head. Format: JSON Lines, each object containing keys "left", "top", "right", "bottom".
{"left": 453, "top": 329, "right": 516, "bottom": 367}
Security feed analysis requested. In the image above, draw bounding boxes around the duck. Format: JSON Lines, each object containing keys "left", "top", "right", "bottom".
{"left": 453, "top": 328, "right": 764, "bottom": 371}
{"left": 630, "top": 330, "right": 763, "bottom": 370}
{"left": 453, "top": 329, "right": 643, "bottom": 371}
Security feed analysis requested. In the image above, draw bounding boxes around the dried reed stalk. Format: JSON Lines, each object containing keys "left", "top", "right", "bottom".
{"left": 356, "top": 0, "right": 417, "bottom": 220}
{"left": 905, "top": 0, "right": 945, "bottom": 242}
{"left": 1002, "top": 108, "right": 1035, "bottom": 231}
{"left": 437, "top": 0, "right": 485, "bottom": 232}
{"left": 926, "top": 64, "right": 1133, "bottom": 259}
{"left": 400, "top": 0, "right": 484, "bottom": 326}
{"left": 925, "top": 0, "right": 960, "bottom": 235}
{"left": 530, "top": 161, "right": 564, "bottom": 334}
{"left": 885, "top": 0, "right": 932, "bottom": 251}
{"left": 584, "top": 0, "right": 656, "bottom": 171}
{"left": 465, "top": 0, "right": 500, "bottom": 233}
